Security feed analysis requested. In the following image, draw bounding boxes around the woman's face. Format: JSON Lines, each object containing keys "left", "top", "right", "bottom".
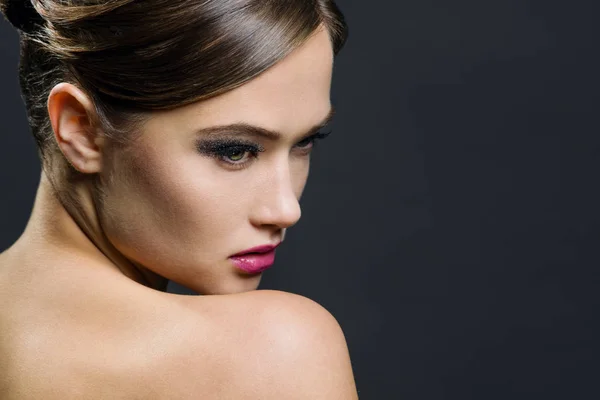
{"left": 96, "top": 28, "right": 334, "bottom": 294}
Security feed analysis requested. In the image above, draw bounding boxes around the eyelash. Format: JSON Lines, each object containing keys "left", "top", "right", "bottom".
{"left": 196, "top": 131, "right": 333, "bottom": 170}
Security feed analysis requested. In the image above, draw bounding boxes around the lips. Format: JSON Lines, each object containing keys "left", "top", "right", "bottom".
{"left": 229, "top": 242, "right": 281, "bottom": 274}
{"left": 231, "top": 242, "right": 281, "bottom": 257}
{"left": 229, "top": 251, "right": 276, "bottom": 274}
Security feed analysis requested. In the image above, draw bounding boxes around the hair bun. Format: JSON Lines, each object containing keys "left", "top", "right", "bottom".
{"left": 1, "top": 0, "right": 44, "bottom": 34}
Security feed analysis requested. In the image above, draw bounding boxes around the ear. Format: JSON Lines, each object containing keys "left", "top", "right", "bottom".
{"left": 47, "top": 83, "right": 105, "bottom": 174}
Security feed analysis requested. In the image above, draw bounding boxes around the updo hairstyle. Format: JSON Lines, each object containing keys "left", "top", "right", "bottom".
{"left": 0, "top": 0, "right": 348, "bottom": 192}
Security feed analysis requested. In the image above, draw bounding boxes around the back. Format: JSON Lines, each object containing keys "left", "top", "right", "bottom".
{"left": 0, "top": 249, "right": 212, "bottom": 399}
{"left": 0, "top": 251, "right": 358, "bottom": 399}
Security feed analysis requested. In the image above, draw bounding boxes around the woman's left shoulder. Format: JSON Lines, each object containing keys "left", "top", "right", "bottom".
{"left": 173, "top": 289, "right": 358, "bottom": 398}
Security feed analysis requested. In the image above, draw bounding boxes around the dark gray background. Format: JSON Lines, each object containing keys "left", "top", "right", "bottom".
{"left": 2, "top": 0, "right": 599, "bottom": 398}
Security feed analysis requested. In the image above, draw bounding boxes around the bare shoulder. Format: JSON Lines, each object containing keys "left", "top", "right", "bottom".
{"left": 184, "top": 290, "right": 359, "bottom": 399}
{"left": 217, "top": 289, "right": 343, "bottom": 326}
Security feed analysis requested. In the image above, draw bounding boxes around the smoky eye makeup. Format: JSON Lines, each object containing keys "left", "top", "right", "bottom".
{"left": 296, "top": 130, "right": 332, "bottom": 147}
{"left": 194, "top": 130, "right": 333, "bottom": 169}
{"left": 196, "top": 138, "right": 265, "bottom": 161}
{"left": 196, "top": 138, "right": 265, "bottom": 154}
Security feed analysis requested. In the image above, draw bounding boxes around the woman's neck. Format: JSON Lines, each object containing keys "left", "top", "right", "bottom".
{"left": 16, "top": 171, "right": 169, "bottom": 291}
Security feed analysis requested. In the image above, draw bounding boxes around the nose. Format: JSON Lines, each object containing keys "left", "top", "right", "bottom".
{"left": 250, "top": 161, "right": 302, "bottom": 231}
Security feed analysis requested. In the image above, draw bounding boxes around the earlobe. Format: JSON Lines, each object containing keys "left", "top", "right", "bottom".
{"left": 47, "top": 83, "right": 104, "bottom": 174}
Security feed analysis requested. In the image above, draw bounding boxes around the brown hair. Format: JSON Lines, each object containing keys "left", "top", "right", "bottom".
{"left": 0, "top": 0, "right": 348, "bottom": 187}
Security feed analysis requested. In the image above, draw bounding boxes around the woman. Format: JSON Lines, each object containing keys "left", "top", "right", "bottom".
{"left": 0, "top": 0, "right": 358, "bottom": 398}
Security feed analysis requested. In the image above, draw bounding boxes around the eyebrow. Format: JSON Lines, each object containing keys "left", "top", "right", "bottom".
{"left": 194, "top": 106, "right": 336, "bottom": 141}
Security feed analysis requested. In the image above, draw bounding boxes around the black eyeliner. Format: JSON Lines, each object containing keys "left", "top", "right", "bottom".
{"left": 300, "top": 130, "right": 333, "bottom": 146}
{"left": 195, "top": 129, "right": 333, "bottom": 163}
{"left": 196, "top": 138, "right": 265, "bottom": 157}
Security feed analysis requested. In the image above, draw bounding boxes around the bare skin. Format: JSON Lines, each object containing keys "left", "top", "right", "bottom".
{"left": 0, "top": 26, "right": 358, "bottom": 399}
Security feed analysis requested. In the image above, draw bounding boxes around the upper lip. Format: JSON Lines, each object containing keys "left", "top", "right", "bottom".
{"left": 231, "top": 242, "right": 282, "bottom": 257}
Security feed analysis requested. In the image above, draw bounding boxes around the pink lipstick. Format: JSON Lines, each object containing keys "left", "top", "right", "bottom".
{"left": 229, "top": 243, "right": 281, "bottom": 274}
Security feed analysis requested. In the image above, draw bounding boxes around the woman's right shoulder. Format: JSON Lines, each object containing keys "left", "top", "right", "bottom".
{"left": 173, "top": 290, "right": 359, "bottom": 399}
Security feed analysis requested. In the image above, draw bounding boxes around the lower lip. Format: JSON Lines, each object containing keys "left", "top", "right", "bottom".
{"left": 229, "top": 250, "right": 276, "bottom": 274}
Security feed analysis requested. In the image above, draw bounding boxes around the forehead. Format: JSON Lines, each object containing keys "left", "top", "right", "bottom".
{"left": 174, "top": 27, "right": 335, "bottom": 134}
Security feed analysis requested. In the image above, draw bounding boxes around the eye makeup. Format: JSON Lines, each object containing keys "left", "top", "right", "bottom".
{"left": 196, "top": 130, "right": 333, "bottom": 170}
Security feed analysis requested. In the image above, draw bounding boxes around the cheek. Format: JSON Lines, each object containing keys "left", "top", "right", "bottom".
{"left": 96, "top": 145, "right": 237, "bottom": 266}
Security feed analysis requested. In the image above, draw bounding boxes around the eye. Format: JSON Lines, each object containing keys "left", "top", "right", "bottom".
{"left": 196, "top": 139, "right": 265, "bottom": 170}
{"left": 296, "top": 137, "right": 314, "bottom": 149}
{"left": 294, "top": 130, "right": 333, "bottom": 152}
{"left": 222, "top": 146, "right": 252, "bottom": 163}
